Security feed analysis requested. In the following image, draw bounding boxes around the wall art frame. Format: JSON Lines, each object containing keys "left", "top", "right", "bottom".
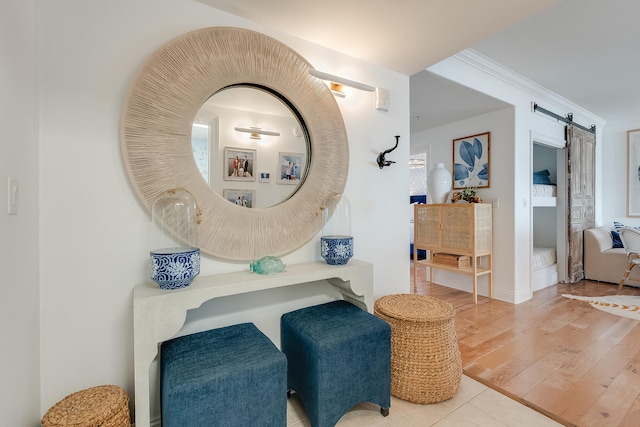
{"left": 277, "top": 151, "right": 305, "bottom": 184}
{"left": 627, "top": 129, "right": 640, "bottom": 217}
{"left": 452, "top": 131, "right": 490, "bottom": 189}
{"left": 223, "top": 189, "right": 256, "bottom": 208}
{"left": 224, "top": 147, "right": 256, "bottom": 182}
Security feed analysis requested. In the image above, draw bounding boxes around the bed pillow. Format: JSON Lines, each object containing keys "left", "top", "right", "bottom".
{"left": 611, "top": 230, "right": 624, "bottom": 248}
{"left": 533, "top": 169, "right": 552, "bottom": 185}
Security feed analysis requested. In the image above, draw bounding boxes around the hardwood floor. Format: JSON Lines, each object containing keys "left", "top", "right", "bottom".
{"left": 412, "top": 262, "right": 640, "bottom": 427}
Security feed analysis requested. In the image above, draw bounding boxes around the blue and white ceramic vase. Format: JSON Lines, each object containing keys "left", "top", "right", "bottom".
{"left": 150, "top": 248, "right": 200, "bottom": 290}
{"left": 321, "top": 236, "right": 353, "bottom": 265}
{"left": 321, "top": 193, "right": 353, "bottom": 265}
{"left": 150, "top": 188, "right": 200, "bottom": 289}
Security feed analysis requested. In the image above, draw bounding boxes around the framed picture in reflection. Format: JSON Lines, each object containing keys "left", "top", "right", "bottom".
{"left": 224, "top": 147, "right": 256, "bottom": 181}
{"left": 223, "top": 189, "right": 255, "bottom": 208}
{"left": 277, "top": 152, "right": 305, "bottom": 185}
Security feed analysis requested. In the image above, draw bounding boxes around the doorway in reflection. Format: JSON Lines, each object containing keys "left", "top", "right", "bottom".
{"left": 192, "top": 122, "right": 213, "bottom": 183}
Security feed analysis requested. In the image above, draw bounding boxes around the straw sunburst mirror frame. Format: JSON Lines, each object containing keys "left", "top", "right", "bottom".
{"left": 121, "top": 27, "right": 349, "bottom": 261}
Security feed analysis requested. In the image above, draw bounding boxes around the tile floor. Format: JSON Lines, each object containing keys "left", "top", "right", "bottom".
{"left": 286, "top": 375, "right": 563, "bottom": 427}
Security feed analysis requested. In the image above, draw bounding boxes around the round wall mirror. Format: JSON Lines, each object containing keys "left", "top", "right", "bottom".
{"left": 121, "top": 27, "right": 348, "bottom": 261}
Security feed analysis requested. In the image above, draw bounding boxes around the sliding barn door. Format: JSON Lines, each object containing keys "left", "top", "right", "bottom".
{"left": 566, "top": 124, "right": 596, "bottom": 283}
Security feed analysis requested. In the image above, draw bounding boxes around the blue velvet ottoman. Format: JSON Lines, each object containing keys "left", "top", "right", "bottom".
{"left": 160, "top": 322, "right": 287, "bottom": 427}
{"left": 281, "top": 300, "right": 391, "bottom": 427}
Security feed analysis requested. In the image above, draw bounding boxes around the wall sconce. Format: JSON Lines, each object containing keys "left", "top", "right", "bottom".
{"left": 308, "top": 69, "right": 376, "bottom": 95}
{"left": 309, "top": 69, "right": 389, "bottom": 111}
{"left": 234, "top": 127, "right": 280, "bottom": 140}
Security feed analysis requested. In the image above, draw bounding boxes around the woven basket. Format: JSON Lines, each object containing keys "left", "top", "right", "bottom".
{"left": 374, "top": 294, "right": 462, "bottom": 404}
{"left": 432, "top": 253, "right": 470, "bottom": 268}
{"left": 41, "top": 385, "right": 130, "bottom": 427}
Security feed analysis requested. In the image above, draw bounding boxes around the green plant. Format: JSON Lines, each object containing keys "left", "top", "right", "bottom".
{"left": 451, "top": 187, "right": 482, "bottom": 203}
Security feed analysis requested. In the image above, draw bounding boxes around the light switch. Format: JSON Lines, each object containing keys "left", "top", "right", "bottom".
{"left": 8, "top": 177, "right": 18, "bottom": 215}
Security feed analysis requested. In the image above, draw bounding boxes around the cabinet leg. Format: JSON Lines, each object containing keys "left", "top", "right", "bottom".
{"left": 473, "top": 275, "right": 478, "bottom": 304}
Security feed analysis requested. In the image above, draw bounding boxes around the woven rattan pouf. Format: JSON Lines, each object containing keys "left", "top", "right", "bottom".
{"left": 374, "top": 294, "right": 462, "bottom": 404}
{"left": 41, "top": 385, "right": 130, "bottom": 427}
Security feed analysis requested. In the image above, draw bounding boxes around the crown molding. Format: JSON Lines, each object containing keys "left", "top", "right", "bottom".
{"left": 452, "top": 48, "right": 606, "bottom": 128}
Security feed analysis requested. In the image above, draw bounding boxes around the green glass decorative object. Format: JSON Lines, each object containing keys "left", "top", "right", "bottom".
{"left": 250, "top": 256, "right": 286, "bottom": 275}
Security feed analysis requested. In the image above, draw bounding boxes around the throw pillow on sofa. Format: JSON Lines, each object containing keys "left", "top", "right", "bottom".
{"left": 611, "top": 221, "right": 640, "bottom": 248}
{"left": 613, "top": 221, "right": 640, "bottom": 231}
{"left": 611, "top": 230, "right": 624, "bottom": 248}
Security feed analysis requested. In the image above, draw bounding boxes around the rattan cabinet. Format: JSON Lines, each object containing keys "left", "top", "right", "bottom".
{"left": 413, "top": 203, "right": 492, "bottom": 303}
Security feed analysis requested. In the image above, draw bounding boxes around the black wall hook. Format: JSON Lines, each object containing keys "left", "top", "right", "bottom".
{"left": 377, "top": 135, "right": 400, "bottom": 169}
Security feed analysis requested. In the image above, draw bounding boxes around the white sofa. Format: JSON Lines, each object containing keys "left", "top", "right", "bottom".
{"left": 584, "top": 227, "right": 640, "bottom": 285}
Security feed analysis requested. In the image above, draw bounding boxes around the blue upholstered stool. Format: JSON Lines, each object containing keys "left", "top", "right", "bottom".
{"left": 160, "top": 322, "right": 287, "bottom": 427}
{"left": 281, "top": 300, "right": 391, "bottom": 427}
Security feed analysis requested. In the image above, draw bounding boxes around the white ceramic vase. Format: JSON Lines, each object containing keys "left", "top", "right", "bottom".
{"left": 427, "top": 163, "right": 452, "bottom": 204}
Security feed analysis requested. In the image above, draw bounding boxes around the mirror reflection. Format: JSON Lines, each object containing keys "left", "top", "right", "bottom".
{"left": 192, "top": 86, "right": 309, "bottom": 209}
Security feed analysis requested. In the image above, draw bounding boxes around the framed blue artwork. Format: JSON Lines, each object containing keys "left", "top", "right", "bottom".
{"left": 452, "top": 132, "right": 490, "bottom": 189}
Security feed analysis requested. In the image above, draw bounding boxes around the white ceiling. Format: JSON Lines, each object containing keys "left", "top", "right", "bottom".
{"left": 196, "top": 0, "right": 563, "bottom": 75}
{"left": 409, "top": 70, "right": 511, "bottom": 133}
{"left": 198, "top": 0, "right": 640, "bottom": 132}
{"left": 470, "top": 0, "right": 640, "bottom": 128}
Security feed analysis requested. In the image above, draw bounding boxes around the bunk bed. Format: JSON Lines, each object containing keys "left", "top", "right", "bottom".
{"left": 532, "top": 246, "right": 558, "bottom": 291}
{"left": 532, "top": 169, "right": 557, "bottom": 207}
{"left": 532, "top": 167, "right": 558, "bottom": 290}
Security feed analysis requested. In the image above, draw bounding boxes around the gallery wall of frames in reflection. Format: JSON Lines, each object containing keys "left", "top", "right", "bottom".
{"left": 192, "top": 102, "right": 307, "bottom": 209}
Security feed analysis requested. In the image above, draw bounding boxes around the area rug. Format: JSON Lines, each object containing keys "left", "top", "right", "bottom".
{"left": 562, "top": 294, "right": 640, "bottom": 320}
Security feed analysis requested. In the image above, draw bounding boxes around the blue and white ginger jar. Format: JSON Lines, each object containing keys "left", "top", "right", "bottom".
{"left": 150, "top": 248, "right": 200, "bottom": 290}
{"left": 321, "top": 236, "right": 353, "bottom": 265}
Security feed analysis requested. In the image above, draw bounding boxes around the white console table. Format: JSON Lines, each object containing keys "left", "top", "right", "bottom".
{"left": 132, "top": 259, "right": 373, "bottom": 427}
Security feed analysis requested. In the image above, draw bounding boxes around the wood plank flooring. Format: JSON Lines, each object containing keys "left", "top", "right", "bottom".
{"left": 412, "top": 262, "right": 640, "bottom": 427}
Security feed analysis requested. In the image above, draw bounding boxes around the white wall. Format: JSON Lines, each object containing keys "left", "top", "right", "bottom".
{"left": 411, "top": 108, "right": 515, "bottom": 301}
{"left": 36, "top": 0, "right": 409, "bottom": 420}
{"left": 0, "top": 1, "right": 41, "bottom": 426}
{"left": 601, "top": 119, "right": 640, "bottom": 228}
